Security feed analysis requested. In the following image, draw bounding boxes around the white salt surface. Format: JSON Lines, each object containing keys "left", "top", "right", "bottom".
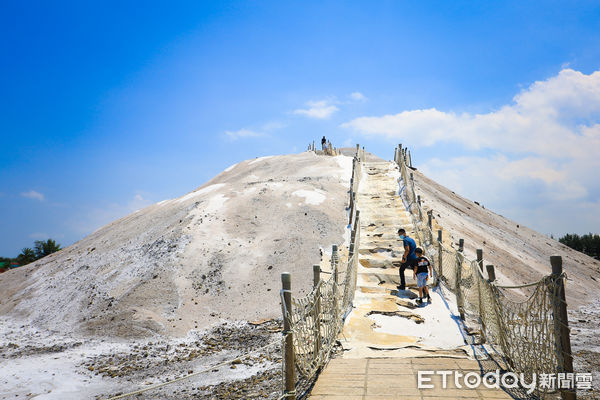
{"left": 292, "top": 189, "right": 326, "bottom": 205}
{"left": 204, "top": 193, "right": 228, "bottom": 214}
{"left": 334, "top": 155, "right": 353, "bottom": 181}
{"left": 176, "top": 183, "right": 226, "bottom": 203}
{"left": 224, "top": 162, "right": 238, "bottom": 172}
{"left": 369, "top": 287, "right": 465, "bottom": 349}
{"left": 248, "top": 156, "right": 274, "bottom": 165}
{"left": 0, "top": 342, "right": 126, "bottom": 400}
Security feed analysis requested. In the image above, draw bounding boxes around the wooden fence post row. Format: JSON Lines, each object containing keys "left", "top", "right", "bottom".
{"left": 281, "top": 273, "right": 296, "bottom": 400}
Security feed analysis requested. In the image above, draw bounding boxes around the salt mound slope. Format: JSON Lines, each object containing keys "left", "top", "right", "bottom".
{"left": 412, "top": 168, "right": 600, "bottom": 304}
{"left": 0, "top": 152, "right": 353, "bottom": 338}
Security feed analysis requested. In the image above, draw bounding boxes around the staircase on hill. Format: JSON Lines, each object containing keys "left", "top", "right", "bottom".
{"left": 308, "top": 160, "right": 515, "bottom": 399}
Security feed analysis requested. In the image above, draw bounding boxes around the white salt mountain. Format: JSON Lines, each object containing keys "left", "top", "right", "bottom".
{"left": 0, "top": 150, "right": 598, "bottom": 338}
{"left": 0, "top": 152, "right": 353, "bottom": 338}
{"left": 1, "top": 150, "right": 599, "bottom": 398}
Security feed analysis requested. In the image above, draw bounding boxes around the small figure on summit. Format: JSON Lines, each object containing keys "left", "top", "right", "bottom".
{"left": 321, "top": 136, "right": 327, "bottom": 151}
{"left": 413, "top": 248, "right": 432, "bottom": 305}
{"left": 397, "top": 228, "right": 417, "bottom": 291}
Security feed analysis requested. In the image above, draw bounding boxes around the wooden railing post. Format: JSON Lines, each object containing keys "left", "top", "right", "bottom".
{"left": 332, "top": 258, "right": 339, "bottom": 319}
{"left": 437, "top": 230, "right": 443, "bottom": 284}
{"left": 312, "top": 265, "right": 322, "bottom": 360}
{"left": 456, "top": 239, "right": 465, "bottom": 319}
{"left": 348, "top": 190, "right": 355, "bottom": 226}
{"left": 427, "top": 210, "right": 433, "bottom": 244}
{"left": 408, "top": 150, "right": 412, "bottom": 168}
{"left": 281, "top": 273, "right": 295, "bottom": 400}
{"left": 550, "top": 256, "right": 575, "bottom": 400}
{"left": 476, "top": 249, "right": 484, "bottom": 272}
{"left": 486, "top": 265, "right": 496, "bottom": 282}
{"left": 332, "top": 244, "right": 338, "bottom": 267}
{"left": 352, "top": 210, "right": 360, "bottom": 235}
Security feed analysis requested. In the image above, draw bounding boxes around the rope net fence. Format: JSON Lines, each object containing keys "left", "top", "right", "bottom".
{"left": 279, "top": 148, "right": 363, "bottom": 399}
{"left": 396, "top": 145, "right": 572, "bottom": 398}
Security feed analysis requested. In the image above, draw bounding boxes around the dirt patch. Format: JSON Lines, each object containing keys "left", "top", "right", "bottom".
{"left": 366, "top": 310, "right": 425, "bottom": 324}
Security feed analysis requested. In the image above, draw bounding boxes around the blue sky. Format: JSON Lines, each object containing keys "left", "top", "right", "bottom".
{"left": 1, "top": 1, "right": 599, "bottom": 256}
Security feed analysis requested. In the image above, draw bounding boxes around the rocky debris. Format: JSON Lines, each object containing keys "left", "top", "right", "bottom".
{"left": 86, "top": 321, "right": 282, "bottom": 379}
{"left": 192, "top": 369, "right": 281, "bottom": 399}
{"left": 0, "top": 341, "right": 82, "bottom": 358}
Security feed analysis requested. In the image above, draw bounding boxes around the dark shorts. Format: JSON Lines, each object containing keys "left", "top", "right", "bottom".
{"left": 400, "top": 259, "right": 417, "bottom": 270}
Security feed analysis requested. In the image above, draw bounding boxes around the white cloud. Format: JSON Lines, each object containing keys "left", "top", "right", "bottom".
{"left": 129, "top": 193, "right": 152, "bottom": 212}
{"left": 342, "top": 69, "right": 600, "bottom": 158}
{"left": 224, "top": 128, "right": 265, "bottom": 141}
{"left": 261, "top": 121, "right": 286, "bottom": 131}
{"left": 21, "top": 190, "right": 45, "bottom": 201}
{"left": 342, "top": 69, "right": 600, "bottom": 234}
{"left": 293, "top": 99, "right": 339, "bottom": 119}
{"left": 349, "top": 92, "right": 367, "bottom": 102}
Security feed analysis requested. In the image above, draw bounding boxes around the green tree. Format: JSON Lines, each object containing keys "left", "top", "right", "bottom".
{"left": 33, "top": 239, "right": 61, "bottom": 259}
{"left": 559, "top": 233, "right": 600, "bottom": 259}
{"left": 16, "top": 248, "right": 37, "bottom": 265}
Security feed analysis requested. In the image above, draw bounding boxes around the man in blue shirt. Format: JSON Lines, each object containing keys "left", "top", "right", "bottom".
{"left": 397, "top": 228, "right": 417, "bottom": 291}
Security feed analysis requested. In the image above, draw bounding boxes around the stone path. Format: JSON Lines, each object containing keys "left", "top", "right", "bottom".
{"left": 309, "top": 161, "right": 514, "bottom": 399}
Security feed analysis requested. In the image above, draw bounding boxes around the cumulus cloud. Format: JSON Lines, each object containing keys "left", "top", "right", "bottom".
{"left": 21, "top": 190, "right": 45, "bottom": 201}
{"left": 342, "top": 69, "right": 600, "bottom": 234}
{"left": 349, "top": 92, "right": 367, "bottom": 102}
{"left": 293, "top": 99, "right": 339, "bottom": 119}
{"left": 342, "top": 69, "right": 600, "bottom": 159}
{"left": 224, "top": 128, "right": 265, "bottom": 141}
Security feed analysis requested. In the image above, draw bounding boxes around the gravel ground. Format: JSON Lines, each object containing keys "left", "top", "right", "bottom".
{"left": 1, "top": 319, "right": 285, "bottom": 400}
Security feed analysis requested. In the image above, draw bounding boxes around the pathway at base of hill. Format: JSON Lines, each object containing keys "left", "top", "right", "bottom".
{"left": 309, "top": 358, "right": 515, "bottom": 400}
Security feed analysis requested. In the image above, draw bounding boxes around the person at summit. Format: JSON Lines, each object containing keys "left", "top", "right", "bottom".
{"left": 321, "top": 136, "right": 327, "bottom": 151}
{"left": 397, "top": 228, "right": 417, "bottom": 291}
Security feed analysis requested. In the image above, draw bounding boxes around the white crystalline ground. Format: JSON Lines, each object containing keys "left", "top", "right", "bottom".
{"left": 176, "top": 183, "right": 226, "bottom": 203}
{"left": 0, "top": 150, "right": 356, "bottom": 399}
{"left": 292, "top": 189, "right": 326, "bottom": 205}
{"left": 224, "top": 162, "right": 238, "bottom": 172}
{"left": 0, "top": 318, "right": 275, "bottom": 400}
{"left": 368, "top": 287, "right": 466, "bottom": 350}
{"left": 248, "top": 155, "right": 275, "bottom": 165}
{"left": 2, "top": 149, "right": 599, "bottom": 397}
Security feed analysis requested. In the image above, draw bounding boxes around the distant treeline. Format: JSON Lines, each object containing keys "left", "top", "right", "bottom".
{"left": 559, "top": 233, "right": 600, "bottom": 260}
{"left": 0, "top": 239, "right": 61, "bottom": 270}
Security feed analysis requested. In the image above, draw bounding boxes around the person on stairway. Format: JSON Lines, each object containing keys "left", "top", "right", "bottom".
{"left": 397, "top": 228, "right": 417, "bottom": 291}
{"left": 413, "top": 248, "right": 432, "bottom": 304}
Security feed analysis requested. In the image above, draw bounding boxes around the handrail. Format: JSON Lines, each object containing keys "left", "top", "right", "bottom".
{"left": 279, "top": 144, "right": 363, "bottom": 400}
{"left": 394, "top": 145, "right": 575, "bottom": 399}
